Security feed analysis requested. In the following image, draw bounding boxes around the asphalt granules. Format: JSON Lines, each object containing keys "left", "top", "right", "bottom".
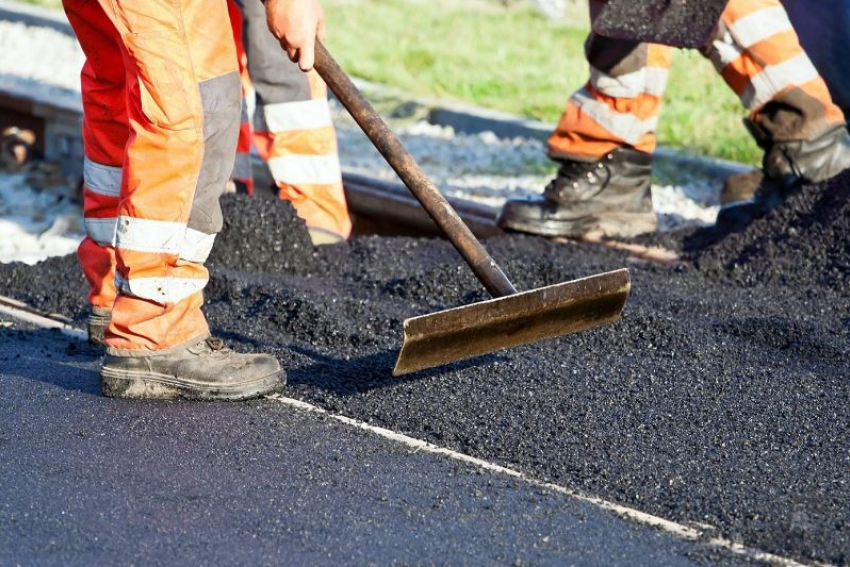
{"left": 695, "top": 169, "right": 850, "bottom": 293}
{"left": 2, "top": 182, "right": 849, "bottom": 563}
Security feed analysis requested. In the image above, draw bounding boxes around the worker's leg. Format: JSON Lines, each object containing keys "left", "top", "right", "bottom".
{"left": 706, "top": 0, "right": 844, "bottom": 140}
{"left": 547, "top": 2, "right": 673, "bottom": 160}
{"left": 498, "top": 0, "right": 665, "bottom": 238}
{"left": 72, "top": 0, "right": 283, "bottom": 400}
{"left": 705, "top": 0, "right": 850, "bottom": 200}
{"left": 87, "top": 0, "right": 238, "bottom": 354}
{"left": 237, "top": 0, "right": 352, "bottom": 244}
{"left": 63, "top": 0, "right": 127, "bottom": 345}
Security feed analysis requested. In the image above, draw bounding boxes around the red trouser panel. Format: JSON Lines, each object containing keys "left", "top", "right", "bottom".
{"left": 64, "top": 1, "right": 126, "bottom": 311}
{"left": 548, "top": 0, "right": 846, "bottom": 161}
{"left": 65, "top": 0, "right": 242, "bottom": 353}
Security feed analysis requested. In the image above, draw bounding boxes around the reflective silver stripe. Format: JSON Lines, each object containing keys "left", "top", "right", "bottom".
{"left": 83, "top": 158, "right": 122, "bottom": 198}
{"left": 114, "top": 216, "right": 185, "bottom": 254}
{"left": 741, "top": 53, "right": 820, "bottom": 111}
{"left": 264, "top": 98, "right": 333, "bottom": 133}
{"left": 180, "top": 228, "right": 216, "bottom": 264}
{"left": 84, "top": 217, "right": 117, "bottom": 246}
{"left": 570, "top": 88, "right": 659, "bottom": 146}
{"left": 232, "top": 152, "right": 252, "bottom": 181}
{"left": 115, "top": 273, "right": 207, "bottom": 304}
{"left": 728, "top": 6, "right": 793, "bottom": 49}
{"left": 590, "top": 66, "right": 669, "bottom": 98}
{"left": 267, "top": 153, "right": 342, "bottom": 185}
{"left": 708, "top": 30, "right": 744, "bottom": 71}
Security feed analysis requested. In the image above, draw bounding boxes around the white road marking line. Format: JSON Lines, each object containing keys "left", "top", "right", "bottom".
{"left": 0, "top": 301, "right": 87, "bottom": 341}
{"left": 268, "top": 394, "right": 813, "bottom": 567}
{"left": 0, "top": 300, "right": 815, "bottom": 566}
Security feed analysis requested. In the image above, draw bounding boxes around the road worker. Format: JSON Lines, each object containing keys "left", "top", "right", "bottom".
{"left": 63, "top": 0, "right": 325, "bottom": 400}
{"left": 498, "top": 0, "right": 850, "bottom": 238}
{"left": 228, "top": 0, "right": 352, "bottom": 245}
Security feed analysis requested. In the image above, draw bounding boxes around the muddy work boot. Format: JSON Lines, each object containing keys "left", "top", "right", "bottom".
{"left": 87, "top": 306, "right": 111, "bottom": 347}
{"left": 719, "top": 122, "right": 850, "bottom": 221}
{"left": 101, "top": 336, "right": 284, "bottom": 401}
{"left": 498, "top": 148, "right": 655, "bottom": 238}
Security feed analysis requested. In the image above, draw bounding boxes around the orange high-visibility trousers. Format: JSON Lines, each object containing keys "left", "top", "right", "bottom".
{"left": 229, "top": 0, "right": 352, "bottom": 241}
{"left": 64, "top": 0, "right": 242, "bottom": 354}
{"left": 548, "top": 0, "right": 846, "bottom": 160}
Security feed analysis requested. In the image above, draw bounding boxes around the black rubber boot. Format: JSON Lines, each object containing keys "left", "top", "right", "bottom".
{"left": 101, "top": 336, "right": 285, "bottom": 401}
{"left": 498, "top": 148, "right": 656, "bottom": 238}
{"left": 719, "top": 122, "right": 850, "bottom": 221}
{"left": 87, "top": 306, "right": 111, "bottom": 347}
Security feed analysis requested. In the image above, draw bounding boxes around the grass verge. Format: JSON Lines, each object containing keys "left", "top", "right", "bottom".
{"left": 324, "top": 0, "right": 759, "bottom": 164}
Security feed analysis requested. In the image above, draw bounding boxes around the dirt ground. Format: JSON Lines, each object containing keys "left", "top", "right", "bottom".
{"left": 1, "top": 172, "right": 848, "bottom": 564}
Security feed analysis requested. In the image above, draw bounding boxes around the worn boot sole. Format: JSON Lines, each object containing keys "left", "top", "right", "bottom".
{"left": 499, "top": 210, "right": 657, "bottom": 239}
{"left": 100, "top": 366, "right": 285, "bottom": 401}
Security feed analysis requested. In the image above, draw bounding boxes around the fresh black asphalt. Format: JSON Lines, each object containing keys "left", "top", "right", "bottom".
{"left": 2, "top": 172, "right": 849, "bottom": 564}
{"left": 0, "top": 323, "right": 740, "bottom": 565}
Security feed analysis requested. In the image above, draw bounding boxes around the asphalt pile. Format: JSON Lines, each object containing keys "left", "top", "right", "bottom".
{"left": 1, "top": 180, "right": 849, "bottom": 563}
{"left": 695, "top": 169, "right": 850, "bottom": 292}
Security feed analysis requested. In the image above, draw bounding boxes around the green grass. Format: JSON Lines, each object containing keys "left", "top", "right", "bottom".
{"left": 18, "top": 0, "right": 62, "bottom": 8}
{"left": 324, "top": 0, "right": 759, "bottom": 164}
{"left": 22, "top": 0, "right": 760, "bottom": 163}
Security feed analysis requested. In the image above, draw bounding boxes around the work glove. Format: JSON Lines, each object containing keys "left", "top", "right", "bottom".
{"left": 264, "top": 0, "right": 326, "bottom": 72}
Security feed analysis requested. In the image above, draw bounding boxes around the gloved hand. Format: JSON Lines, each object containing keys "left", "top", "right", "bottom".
{"left": 264, "top": 0, "right": 326, "bottom": 71}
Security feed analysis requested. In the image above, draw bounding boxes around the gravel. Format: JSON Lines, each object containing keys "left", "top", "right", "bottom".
{"left": 0, "top": 169, "right": 83, "bottom": 265}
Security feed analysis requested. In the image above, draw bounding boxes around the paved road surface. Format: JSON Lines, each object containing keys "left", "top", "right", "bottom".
{"left": 0, "top": 323, "right": 741, "bottom": 565}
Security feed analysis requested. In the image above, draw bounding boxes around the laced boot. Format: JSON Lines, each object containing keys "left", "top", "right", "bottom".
{"left": 498, "top": 148, "right": 656, "bottom": 238}
{"left": 718, "top": 122, "right": 850, "bottom": 224}
{"left": 101, "top": 336, "right": 285, "bottom": 401}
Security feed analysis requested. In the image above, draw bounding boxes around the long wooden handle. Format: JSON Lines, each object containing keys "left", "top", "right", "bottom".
{"left": 313, "top": 41, "right": 517, "bottom": 298}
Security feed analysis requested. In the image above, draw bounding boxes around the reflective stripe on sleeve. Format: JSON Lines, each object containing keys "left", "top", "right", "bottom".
{"left": 267, "top": 153, "right": 342, "bottom": 186}
{"left": 83, "top": 158, "right": 122, "bottom": 197}
{"left": 263, "top": 98, "right": 333, "bottom": 133}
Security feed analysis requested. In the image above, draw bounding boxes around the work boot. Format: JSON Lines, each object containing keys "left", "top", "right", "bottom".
{"left": 498, "top": 148, "right": 656, "bottom": 238}
{"left": 719, "top": 122, "right": 850, "bottom": 221}
{"left": 101, "top": 336, "right": 285, "bottom": 401}
{"left": 87, "top": 306, "right": 111, "bottom": 347}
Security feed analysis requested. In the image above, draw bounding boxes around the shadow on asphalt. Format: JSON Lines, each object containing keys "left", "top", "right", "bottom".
{"left": 286, "top": 344, "right": 507, "bottom": 395}
{"left": 2, "top": 327, "right": 101, "bottom": 396}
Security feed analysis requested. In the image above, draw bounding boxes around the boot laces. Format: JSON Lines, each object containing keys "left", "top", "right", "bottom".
{"left": 204, "top": 337, "right": 232, "bottom": 356}
{"left": 545, "top": 158, "right": 608, "bottom": 201}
